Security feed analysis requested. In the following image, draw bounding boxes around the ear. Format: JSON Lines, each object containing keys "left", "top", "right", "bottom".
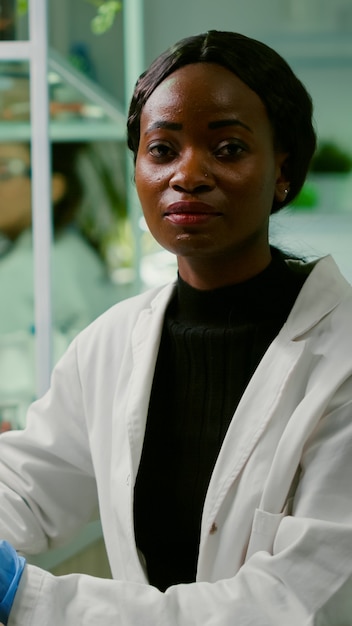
{"left": 51, "top": 172, "right": 67, "bottom": 204}
{"left": 274, "top": 153, "right": 290, "bottom": 203}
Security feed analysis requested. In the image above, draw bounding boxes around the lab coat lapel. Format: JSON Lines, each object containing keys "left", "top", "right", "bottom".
{"left": 201, "top": 331, "right": 305, "bottom": 532}
{"left": 109, "top": 284, "right": 175, "bottom": 582}
{"left": 124, "top": 283, "right": 176, "bottom": 479}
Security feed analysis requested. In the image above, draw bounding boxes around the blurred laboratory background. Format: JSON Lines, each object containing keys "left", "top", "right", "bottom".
{"left": 0, "top": 0, "right": 351, "bottom": 578}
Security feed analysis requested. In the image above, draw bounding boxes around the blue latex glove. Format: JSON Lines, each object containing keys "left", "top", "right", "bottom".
{"left": 0, "top": 540, "right": 26, "bottom": 625}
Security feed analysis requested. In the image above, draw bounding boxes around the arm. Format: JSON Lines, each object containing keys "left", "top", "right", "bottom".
{"left": 0, "top": 338, "right": 99, "bottom": 554}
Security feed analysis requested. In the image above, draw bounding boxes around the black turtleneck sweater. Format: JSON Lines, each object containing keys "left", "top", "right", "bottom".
{"left": 134, "top": 252, "right": 307, "bottom": 591}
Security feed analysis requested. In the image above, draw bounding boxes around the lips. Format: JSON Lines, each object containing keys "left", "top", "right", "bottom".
{"left": 164, "top": 201, "right": 221, "bottom": 225}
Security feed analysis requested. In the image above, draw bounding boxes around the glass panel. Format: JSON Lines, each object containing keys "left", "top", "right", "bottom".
{"left": 0, "top": 0, "right": 16, "bottom": 41}
{"left": 0, "top": 59, "right": 29, "bottom": 127}
{"left": 0, "top": 135, "right": 135, "bottom": 433}
{"left": 50, "top": 140, "right": 135, "bottom": 364}
{"left": 0, "top": 125, "right": 35, "bottom": 431}
{"left": 0, "top": 46, "right": 136, "bottom": 430}
{"left": 0, "top": 51, "right": 126, "bottom": 142}
{"left": 0, "top": 0, "right": 28, "bottom": 41}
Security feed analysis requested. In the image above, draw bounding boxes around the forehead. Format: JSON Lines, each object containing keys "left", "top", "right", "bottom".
{"left": 141, "top": 63, "right": 268, "bottom": 125}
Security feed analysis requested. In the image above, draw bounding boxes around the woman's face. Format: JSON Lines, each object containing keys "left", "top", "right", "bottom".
{"left": 135, "top": 63, "right": 289, "bottom": 288}
{"left": 0, "top": 143, "right": 32, "bottom": 239}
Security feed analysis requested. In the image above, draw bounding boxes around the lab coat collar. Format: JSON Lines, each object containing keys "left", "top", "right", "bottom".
{"left": 285, "top": 255, "right": 351, "bottom": 339}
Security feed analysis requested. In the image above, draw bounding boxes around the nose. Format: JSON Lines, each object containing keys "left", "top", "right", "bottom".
{"left": 170, "top": 149, "right": 214, "bottom": 194}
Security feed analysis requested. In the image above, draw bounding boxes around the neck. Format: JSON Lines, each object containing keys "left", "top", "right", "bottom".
{"left": 176, "top": 248, "right": 272, "bottom": 290}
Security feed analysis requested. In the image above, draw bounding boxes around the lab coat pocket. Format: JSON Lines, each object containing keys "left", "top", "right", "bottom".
{"left": 245, "top": 499, "right": 292, "bottom": 561}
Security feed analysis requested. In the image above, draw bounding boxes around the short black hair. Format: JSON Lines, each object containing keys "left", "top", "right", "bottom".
{"left": 127, "top": 31, "right": 317, "bottom": 212}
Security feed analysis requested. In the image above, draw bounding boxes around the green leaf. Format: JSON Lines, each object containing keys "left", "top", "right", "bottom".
{"left": 16, "top": 0, "right": 28, "bottom": 16}
{"left": 91, "top": 1, "right": 122, "bottom": 34}
{"left": 16, "top": 0, "right": 122, "bottom": 33}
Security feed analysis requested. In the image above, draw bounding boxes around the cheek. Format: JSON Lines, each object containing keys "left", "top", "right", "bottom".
{"left": 135, "top": 163, "right": 164, "bottom": 205}
{"left": 234, "top": 160, "right": 277, "bottom": 200}
{"left": 7, "top": 183, "right": 32, "bottom": 217}
{"left": 0, "top": 184, "right": 19, "bottom": 208}
{"left": 135, "top": 160, "right": 151, "bottom": 196}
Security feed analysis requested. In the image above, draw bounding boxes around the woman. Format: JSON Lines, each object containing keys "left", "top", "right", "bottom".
{"left": 0, "top": 141, "right": 119, "bottom": 336}
{"left": 0, "top": 141, "right": 120, "bottom": 430}
{"left": 0, "top": 31, "right": 351, "bottom": 625}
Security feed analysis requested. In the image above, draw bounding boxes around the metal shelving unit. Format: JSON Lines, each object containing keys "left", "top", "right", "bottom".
{"left": 0, "top": 0, "right": 144, "bottom": 397}
{"left": 0, "top": 48, "right": 127, "bottom": 142}
{"left": 0, "top": 0, "right": 52, "bottom": 397}
{"left": 0, "top": 0, "right": 145, "bottom": 572}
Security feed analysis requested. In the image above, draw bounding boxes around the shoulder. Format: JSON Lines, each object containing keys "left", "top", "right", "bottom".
{"left": 286, "top": 255, "right": 352, "bottom": 330}
{"left": 285, "top": 255, "right": 352, "bottom": 371}
{"left": 75, "top": 280, "right": 176, "bottom": 348}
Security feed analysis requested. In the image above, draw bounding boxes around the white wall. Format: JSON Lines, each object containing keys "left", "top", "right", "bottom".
{"left": 142, "top": 0, "right": 288, "bottom": 65}
{"left": 292, "top": 62, "right": 352, "bottom": 150}
{"left": 142, "top": 1, "right": 352, "bottom": 149}
{"left": 48, "top": 0, "right": 352, "bottom": 147}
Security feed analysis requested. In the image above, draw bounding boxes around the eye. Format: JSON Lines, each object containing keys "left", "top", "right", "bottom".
{"left": 148, "top": 142, "right": 176, "bottom": 160}
{"left": 215, "top": 141, "right": 246, "bottom": 159}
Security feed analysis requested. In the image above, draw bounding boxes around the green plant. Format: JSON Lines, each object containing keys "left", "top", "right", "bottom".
{"left": 85, "top": 0, "right": 122, "bottom": 34}
{"left": 16, "top": 0, "right": 122, "bottom": 34}
{"left": 310, "top": 141, "right": 352, "bottom": 173}
{"left": 16, "top": 0, "right": 28, "bottom": 16}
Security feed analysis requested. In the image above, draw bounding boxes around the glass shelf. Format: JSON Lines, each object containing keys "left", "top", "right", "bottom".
{"left": 0, "top": 47, "right": 126, "bottom": 142}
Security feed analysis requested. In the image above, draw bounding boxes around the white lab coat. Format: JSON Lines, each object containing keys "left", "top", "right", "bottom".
{"left": 0, "top": 254, "right": 352, "bottom": 625}
{"left": 0, "top": 228, "right": 121, "bottom": 336}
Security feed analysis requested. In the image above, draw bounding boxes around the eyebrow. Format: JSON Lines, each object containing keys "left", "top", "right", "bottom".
{"left": 145, "top": 121, "right": 182, "bottom": 133}
{"left": 208, "top": 119, "right": 252, "bottom": 132}
{"left": 145, "top": 118, "right": 252, "bottom": 134}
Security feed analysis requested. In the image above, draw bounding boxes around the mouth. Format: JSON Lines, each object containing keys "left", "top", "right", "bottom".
{"left": 164, "top": 201, "right": 222, "bottom": 226}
